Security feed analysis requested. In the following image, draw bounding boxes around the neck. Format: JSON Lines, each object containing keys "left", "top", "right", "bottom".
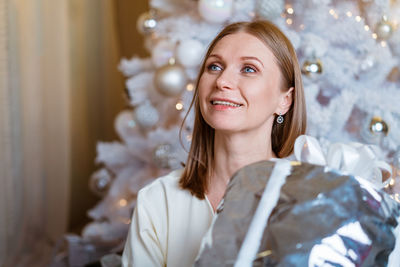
{"left": 210, "top": 129, "right": 276, "bottom": 188}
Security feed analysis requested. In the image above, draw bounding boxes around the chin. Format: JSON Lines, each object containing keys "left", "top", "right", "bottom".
{"left": 207, "top": 121, "right": 243, "bottom": 133}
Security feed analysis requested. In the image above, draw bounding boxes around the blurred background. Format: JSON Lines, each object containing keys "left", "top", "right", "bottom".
{"left": 0, "top": 0, "right": 148, "bottom": 265}
{"left": 2, "top": 0, "right": 400, "bottom": 266}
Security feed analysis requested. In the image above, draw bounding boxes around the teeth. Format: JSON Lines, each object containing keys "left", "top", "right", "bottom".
{"left": 212, "top": 100, "right": 241, "bottom": 107}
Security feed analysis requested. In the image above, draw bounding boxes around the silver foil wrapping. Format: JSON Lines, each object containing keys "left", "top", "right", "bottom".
{"left": 195, "top": 160, "right": 400, "bottom": 266}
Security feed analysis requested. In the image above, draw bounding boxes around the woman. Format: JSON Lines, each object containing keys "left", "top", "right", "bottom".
{"left": 122, "top": 20, "right": 306, "bottom": 267}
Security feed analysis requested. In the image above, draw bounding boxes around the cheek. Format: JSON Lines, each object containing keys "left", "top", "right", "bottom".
{"left": 245, "top": 81, "right": 281, "bottom": 111}
{"left": 197, "top": 76, "right": 211, "bottom": 101}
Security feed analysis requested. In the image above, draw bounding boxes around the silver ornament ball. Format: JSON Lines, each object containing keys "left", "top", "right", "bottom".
{"left": 137, "top": 11, "right": 157, "bottom": 35}
{"left": 154, "top": 63, "right": 188, "bottom": 97}
{"left": 198, "top": 0, "right": 233, "bottom": 24}
{"left": 375, "top": 20, "right": 393, "bottom": 40}
{"left": 301, "top": 59, "right": 323, "bottom": 77}
{"left": 134, "top": 102, "right": 159, "bottom": 128}
{"left": 153, "top": 144, "right": 173, "bottom": 169}
{"left": 369, "top": 116, "right": 389, "bottom": 136}
{"left": 89, "top": 169, "right": 112, "bottom": 197}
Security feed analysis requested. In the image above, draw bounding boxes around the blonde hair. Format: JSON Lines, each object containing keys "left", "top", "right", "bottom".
{"left": 179, "top": 20, "right": 306, "bottom": 199}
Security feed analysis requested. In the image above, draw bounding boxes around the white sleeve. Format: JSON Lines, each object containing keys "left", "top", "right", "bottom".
{"left": 122, "top": 190, "right": 166, "bottom": 267}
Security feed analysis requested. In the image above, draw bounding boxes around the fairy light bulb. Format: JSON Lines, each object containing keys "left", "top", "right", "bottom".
{"left": 176, "top": 101, "right": 184, "bottom": 111}
{"left": 186, "top": 83, "right": 194, "bottom": 91}
{"left": 119, "top": 198, "right": 128, "bottom": 207}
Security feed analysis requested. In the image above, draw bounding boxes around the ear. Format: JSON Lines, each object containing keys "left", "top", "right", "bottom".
{"left": 276, "top": 87, "right": 294, "bottom": 115}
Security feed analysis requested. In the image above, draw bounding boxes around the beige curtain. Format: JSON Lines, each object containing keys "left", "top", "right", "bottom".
{"left": 68, "top": 0, "right": 126, "bottom": 230}
{"left": 0, "top": 0, "right": 127, "bottom": 265}
{"left": 0, "top": 0, "right": 71, "bottom": 265}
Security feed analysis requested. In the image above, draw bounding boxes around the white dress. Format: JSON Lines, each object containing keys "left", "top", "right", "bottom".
{"left": 122, "top": 169, "right": 215, "bottom": 267}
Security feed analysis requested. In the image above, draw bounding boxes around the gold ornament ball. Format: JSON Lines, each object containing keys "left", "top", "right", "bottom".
{"left": 301, "top": 59, "right": 323, "bottom": 76}
{"left": 369, "top": 116, "right": 389, "bottom": 136}
{"left": 137, "top": 11, "right": 157, "bottom": 35}
{"left": 154, "top": 63, "right": 188, "bottom": 97}
{"left": 375, "top": 20, "right": 393, "bottom": 40}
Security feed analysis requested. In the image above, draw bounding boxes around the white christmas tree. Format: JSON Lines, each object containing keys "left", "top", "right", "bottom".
{"left": 68, "top": 0, "right": 400, "bottom": 263}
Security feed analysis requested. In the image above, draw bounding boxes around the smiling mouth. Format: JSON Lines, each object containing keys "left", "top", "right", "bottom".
{"left": 211, "top": 100, "right": 242, "bottom": 107}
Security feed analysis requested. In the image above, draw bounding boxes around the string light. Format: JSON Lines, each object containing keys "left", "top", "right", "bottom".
{"left": 287, "top": 7, "right": 294, "bottom": 15}
{"left": 355, "top": 16, "right": 362, "bottom": 22}
{"left": 168, "top": 57, "right": 176, "bottom": 65}
{"left": 119, "top": 198, "right": 128, "bottom": 207}
{"left": 346, "top": 11, "right": 352, "bottom": 17}
{"left": 329, "top": 9, "right": 338, "bottom": 19}
{"left": 176, "top": 101, "right": 184, "bottom": 110}
{"left": 372, "top": 33, "right": 378, "bottom": 39}
{"left": 364, "top": 25, "right": 370, "bottom": 31}
{"left": 186, "top": 83, "right": 194, "bottom": 91}
{"left": 381, "top": 41, "right": 387, "bottom": 47}
{"left": 299, "top": 24, "right": 305, "bottom": 30}
{"left": 286, "top": 18, "right": 293, "bottom": 25}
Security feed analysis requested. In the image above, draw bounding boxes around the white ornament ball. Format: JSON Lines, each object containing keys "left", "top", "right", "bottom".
{"left": 176, "top": 39, "right": 205, "bottom": 68}
{"left": 136, "top": 11, "right": 157, "bottom": 35}
{"left": 114, "top": 110, "right": 137, "bottom": 141}
{"left": 198, "top": 0, "right": 233, "bottom": 24}
{"left": 256, "top": 0, "right": 285, "bottom": 20}
{"left": 154, "top": 64, "right": 188, "bottom": 96}
{"left": 359, "top": 55, "right": 375, "bottom": 72}
{"left": 134, "top": 102, "right": 159, "bottom": 128}
{"left": 152, "top": 40, "right": 175, "bottom": 68}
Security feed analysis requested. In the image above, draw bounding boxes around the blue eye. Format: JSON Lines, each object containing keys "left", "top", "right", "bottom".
{"left": 243, "top": 66, "right": 256, "bottom": 73}
{"left": 208, "top": 64, "right": 222, "bottom": 71}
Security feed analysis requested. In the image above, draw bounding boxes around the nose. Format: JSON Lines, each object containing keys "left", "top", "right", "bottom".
{"left": 216, "top": 68, "right": 235, "bottom": 90}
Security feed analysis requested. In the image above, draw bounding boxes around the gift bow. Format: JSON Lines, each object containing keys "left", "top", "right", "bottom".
{"left": 294, "top": 135, "right": 392, "bottom": 189}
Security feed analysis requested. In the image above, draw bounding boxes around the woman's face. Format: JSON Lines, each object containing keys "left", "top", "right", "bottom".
{"left": 198, "top": 32, "right": 287, "bottom": 134}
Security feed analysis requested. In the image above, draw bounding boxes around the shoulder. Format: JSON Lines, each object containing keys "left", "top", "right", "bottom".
{"left": 137, "top": 169, "right": 185, "bottom": 203}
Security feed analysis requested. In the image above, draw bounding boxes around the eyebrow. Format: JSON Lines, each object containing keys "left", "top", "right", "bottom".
{"left": 207, "top": 54, "right": 264, "bottom": 68}
{"left": 241, "top": 56, "right": 264, "bottom": 68}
